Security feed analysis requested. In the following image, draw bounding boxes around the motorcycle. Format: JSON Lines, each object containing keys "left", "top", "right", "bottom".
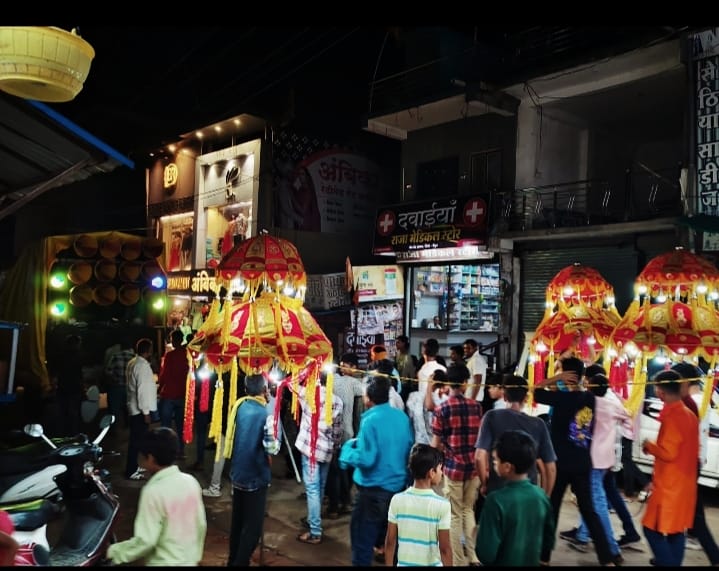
{"left": 0, "top": 414, "right": 119, "bottom": 566}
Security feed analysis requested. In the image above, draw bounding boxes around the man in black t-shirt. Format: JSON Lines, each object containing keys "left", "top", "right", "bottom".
{"left": 533, "top": 357, "right": 616, "bottom": 567}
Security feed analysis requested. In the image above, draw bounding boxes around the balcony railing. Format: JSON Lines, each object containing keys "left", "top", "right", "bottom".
{"left": 490, "top": 164, "right": 685, "bottom": 233}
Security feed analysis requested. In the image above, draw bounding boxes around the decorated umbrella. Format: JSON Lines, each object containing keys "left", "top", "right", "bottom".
{"left": 543, "top": 262, "right": 618, "bottom": 315}
{"left": 606, "top": 247, "right": 719, "bottom": 417}
{"left": 214, "top": 231, "right": 307, "bottom": 298}
{"left": 528, "top": 264, "right": 621, "bottom": 395}
{"left": 187, "top": 293, "right": 332, "bottom": 375}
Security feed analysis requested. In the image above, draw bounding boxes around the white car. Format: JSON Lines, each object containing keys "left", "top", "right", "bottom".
{"left": 632, "top": 394, "right": 719, "bottom": 489}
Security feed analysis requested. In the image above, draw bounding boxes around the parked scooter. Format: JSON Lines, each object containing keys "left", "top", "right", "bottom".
{"left": 0, "top": 415, "right": 119, "bottom": 566}
{"left": 0, "top": 427, "right": 116, "bottom": 504}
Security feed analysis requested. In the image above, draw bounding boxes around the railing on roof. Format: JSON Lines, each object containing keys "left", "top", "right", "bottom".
{"left": 490, "top": 163, "right": 685, "bottom": 232}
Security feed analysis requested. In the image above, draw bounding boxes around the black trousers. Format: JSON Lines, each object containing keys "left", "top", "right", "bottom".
{"left": 227, "top": 486, "right": 268, "bottom": 566}
{"left": 543, "top": 462, "right": 614, "bottom": 565}
{"left": 620, "top": 436, "right": 649, "bottom": 496}
{"left": 124, "top": 413, "right": 148, "bottom": 478}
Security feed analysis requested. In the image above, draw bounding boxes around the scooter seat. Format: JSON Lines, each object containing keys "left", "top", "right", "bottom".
{"left": 2, "top": 498, "right": 59, "bottom": 531}
{"left": 0, "top": 451, "right": 55, "bottom": 476}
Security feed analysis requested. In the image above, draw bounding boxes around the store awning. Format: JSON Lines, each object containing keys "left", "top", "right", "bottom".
{"left": 0, "top": 92, "right": 134, "bottom": 222}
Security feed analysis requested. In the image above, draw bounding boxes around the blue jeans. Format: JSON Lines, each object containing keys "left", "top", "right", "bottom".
{"left": 603, "top": 470, "right": 639, "bottom": 540}
{"left": 576, "top": 468, "right": 620, "bottom": 556}
{"left": 643, "top": 526, "right": 686, "bottom": 566}
{"left": 350, "top": 485, "right": 395, "bottom": 566}
{"left": 302, "top": 455, "right": 330, "bottom": 537}
{"left": 158, "top": 398, "right": 185, "bottom": 453}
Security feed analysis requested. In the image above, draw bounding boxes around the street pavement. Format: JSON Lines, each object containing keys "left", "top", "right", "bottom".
{"left": 103, "top": 426, "right": 719, "bottom": 567}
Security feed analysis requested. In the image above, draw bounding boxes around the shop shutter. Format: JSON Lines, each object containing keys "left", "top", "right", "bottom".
{"left": 520, "top": 246, "right": 639, "bottom": 333}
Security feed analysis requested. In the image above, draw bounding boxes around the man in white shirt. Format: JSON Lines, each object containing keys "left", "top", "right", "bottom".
{"left": 416, "top": 339, "right": 446, "bottom": 399}
{"left": 463, "top": 339, "right": 487, "bottom": 402}
{"left": 124, "top": 338, "right": 158, "bottom": 480}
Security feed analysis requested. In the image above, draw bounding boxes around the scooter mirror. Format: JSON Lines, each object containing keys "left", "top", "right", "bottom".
{"left": 23, "top": 423, "right": 44, "bottom": 438}
{"left": 92, "top": 415, "right": 116, "bottom": 446}
{"left": 23, "top": 424, "right": 57, "bottom": 449}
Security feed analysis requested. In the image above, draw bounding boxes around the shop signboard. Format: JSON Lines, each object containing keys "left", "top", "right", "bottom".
{"left": 372, "top": 196, "right": 488, "bottom": 255}
{"left": 305, "top": 273, "right": 351, "bottom": 310}
{"left": 166, "top": 269, "right": 216, "bottom": 295}
{"left": 693, "top": 28, "right": 719, "bottom": 251}
{"left": 351, "top": 265, "right": 404, "bottom": 303}
{"left": 273, "top": 130, "right": 383, "bottom": 234}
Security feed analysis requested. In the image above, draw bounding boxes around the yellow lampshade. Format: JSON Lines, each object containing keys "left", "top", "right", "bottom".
{"left": 0, "top": 27, "right": 95, "bottom": 103}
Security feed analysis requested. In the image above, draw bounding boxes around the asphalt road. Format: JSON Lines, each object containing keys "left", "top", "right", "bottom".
{"left": 100, "top": 425, "right": 719, "bottom": 567}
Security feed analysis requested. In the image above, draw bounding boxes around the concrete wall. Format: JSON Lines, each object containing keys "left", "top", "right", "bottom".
{"left": 515, "top": 105, "right": 588, "bottom": 189}
{"left": 400, "top": 114, "right": 517, "bottom": 200}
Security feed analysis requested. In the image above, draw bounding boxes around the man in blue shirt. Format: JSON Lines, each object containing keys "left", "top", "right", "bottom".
{"left": 225, "top": 374, "right": 280, "bottom": 567}
{"left": 339, "top": 372, "right": 413, "bottom": 566}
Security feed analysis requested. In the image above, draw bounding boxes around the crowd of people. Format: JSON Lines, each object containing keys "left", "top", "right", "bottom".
{"left": 31, "top": 328, "right": 718, "bottom": 567}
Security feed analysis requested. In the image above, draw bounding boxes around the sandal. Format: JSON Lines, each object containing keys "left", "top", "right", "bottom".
{"left": 297, "top": 531, "right": 322, "bottom": 545}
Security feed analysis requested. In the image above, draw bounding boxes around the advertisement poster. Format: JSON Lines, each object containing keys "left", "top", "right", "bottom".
{"left": 350, "top": 301, "right": 404, "bottom": 335}
{"left": 343, "top": 331, "right": 384, "bottom": 368}
{"left": 160, "top": 212, "right": 194, "bottom": 272}
{"left": 273, "top": 130, "right": 383, "bottom": 234}
{"left": 352, "top": 265, "right": 405, "bottom": 303}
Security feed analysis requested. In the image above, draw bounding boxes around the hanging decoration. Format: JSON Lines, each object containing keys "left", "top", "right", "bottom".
{"left": 184, "top": 231, "right": 333, "bottom": 464}
{"left": 528, "top": 263, "right": 621, "bottom": 404}
{"left": 606, "top": 246, "right": 719, "bottom": 417}
{"left": 215, "top": 231, "right": 307, "bottom": 300}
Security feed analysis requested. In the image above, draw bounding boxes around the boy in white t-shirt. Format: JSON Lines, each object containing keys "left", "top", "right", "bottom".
{"left": 385, "top": 443, "right": 452, "bottom": 566}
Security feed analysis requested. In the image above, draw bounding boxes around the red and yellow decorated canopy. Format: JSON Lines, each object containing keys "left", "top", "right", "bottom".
{"left": 215, "top": 233, "right": 307, "bottom": 296}
{"left": 544, "top": 262, "right": 617, "bottom": 311}
{"left": 187, "top": 293, "right": 332, "bottom": 375}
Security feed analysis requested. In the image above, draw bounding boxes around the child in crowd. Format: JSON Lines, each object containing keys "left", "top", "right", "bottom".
{"left": 475, "top": 430, "right": 555, "bottom": 566}
{"left": 385, "top": 444, "right": 452, "bottom": 567}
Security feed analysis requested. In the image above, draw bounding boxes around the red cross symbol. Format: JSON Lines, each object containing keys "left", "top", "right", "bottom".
{"left": 377, "top": 210, "right": 395, "bottom": 236}
{"left": 463, "top": 198, "right": 486, "bottom": 227}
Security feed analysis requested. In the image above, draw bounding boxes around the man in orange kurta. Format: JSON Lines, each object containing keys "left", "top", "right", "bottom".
{"left": 641, "top": 369, "right": 699, "bottom": 567}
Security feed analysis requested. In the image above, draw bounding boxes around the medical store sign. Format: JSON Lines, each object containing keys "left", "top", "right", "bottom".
{"left": 372, "top": 196, "right": 487, "bottom": 255}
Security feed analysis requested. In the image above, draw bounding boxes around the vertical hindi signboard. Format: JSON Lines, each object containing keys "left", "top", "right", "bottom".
{"left": 694, "top": 29, "right": 719, "bottom": 250}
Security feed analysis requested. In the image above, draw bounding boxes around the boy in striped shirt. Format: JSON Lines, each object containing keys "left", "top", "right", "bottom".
{"left": 385, "top": 444, "right": 452, "bottom": 566}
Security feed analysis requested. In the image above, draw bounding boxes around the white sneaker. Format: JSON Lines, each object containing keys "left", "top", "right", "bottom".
{"left": 686, "top": 537, "right": 702, "bottom": 551}
{"left": 202, "top": 487, "right": 221, "bottom": 498}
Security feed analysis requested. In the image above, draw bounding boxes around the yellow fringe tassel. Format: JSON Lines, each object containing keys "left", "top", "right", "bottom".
{"left": 224, "top": 395, "right": 268, "bottom": 459}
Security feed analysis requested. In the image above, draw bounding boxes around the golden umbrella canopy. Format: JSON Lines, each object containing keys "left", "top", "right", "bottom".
{"left": 634, "top": 246, "right": 719, "bottom": 300}
{"left": 605, "top": 247, "right": 719, "bottom": 418}
{"left": 215, "top": 232, "right": 307, "bottom": 298}
{"left": 544, "top": 262, "right": 618, "bottom": 313}
{"left": 187, "top": 293, "right": 332, "bottom": 375}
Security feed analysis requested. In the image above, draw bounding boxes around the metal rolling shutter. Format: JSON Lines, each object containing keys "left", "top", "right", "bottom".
{"left": 520, "top": 246, "right": 639, "bottom": 333}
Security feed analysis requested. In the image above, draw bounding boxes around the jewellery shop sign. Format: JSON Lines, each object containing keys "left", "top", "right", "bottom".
{"left": 372, "top": 196, "right": 488, "bottom": 257}
{"left": 167, "top": 269, "right": 216, "bottom": 295}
